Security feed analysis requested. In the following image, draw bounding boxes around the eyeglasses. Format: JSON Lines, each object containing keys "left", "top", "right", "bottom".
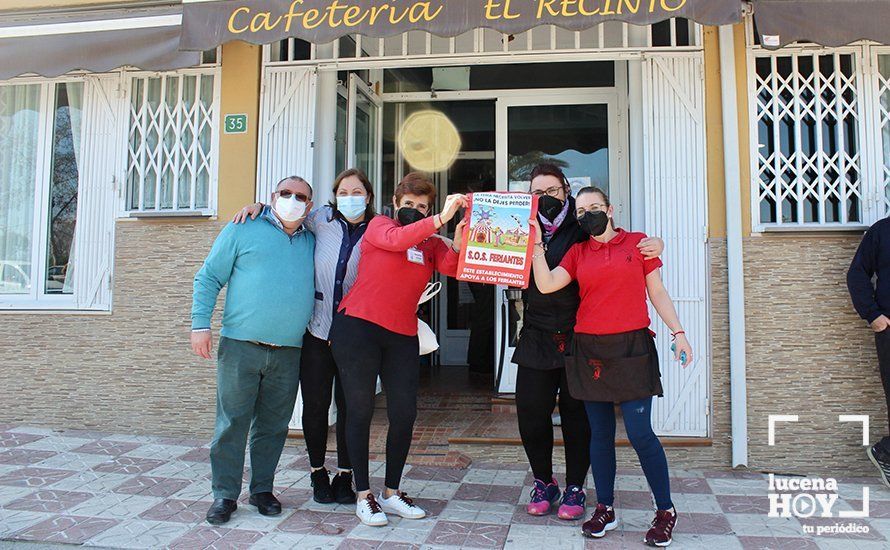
{"left": 531, "top": 185, "right": 565, "bottom": 198}
{"left": 576, "top": 204, "right": 608, "bottom": 216}
{"left": 279, "top": 190, "right": 310, "bottom": 202}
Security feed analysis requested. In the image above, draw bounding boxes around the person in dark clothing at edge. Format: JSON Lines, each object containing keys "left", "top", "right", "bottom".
{"left": 513, "top": 164, "right": 664, "bottom": 520}
{"left": 847, "top": 215, "right": 890, "bottom": 487}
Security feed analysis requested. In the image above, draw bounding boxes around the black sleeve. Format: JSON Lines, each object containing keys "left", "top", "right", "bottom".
{"left": 847, "top": 225, "right": 882, "bottom": 323}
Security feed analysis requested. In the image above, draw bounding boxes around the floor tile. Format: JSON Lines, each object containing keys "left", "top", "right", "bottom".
{"left": 0, "top": 449, "right": 57, "bottom": 465}
{"left": 738, "top": 535, "right": 820, "bottom": 549}
{"left": 167, "top": 525, "right": 264, "bottom": 549}
{"left": 0, "top": 433, "right": 46, "bottom": 449}
{"left": 404, "top": 466, "right": 469, "bottom": 484}
{"left": 0, "top": 467, "right": 74, "bottom": 488}
{"left": 18, "top": 436, "right": 93, "bottom": 453}
{"left": 453, "top": 483, "right": 522, "bottom": 504}
{"left": 253, "top": 531, "right": 342, "bottom": 549}
{"left": 91, "top": 457, "right": 165, "bottom": 476}
{"left": 504, "top": 523, "right": 585, "bottom": 550}
{"left": 34, "top": 451, "right": 115, "bottom": 470}
{"left": 425, "top": 520, "right": 509, "bottom": 549}
{"left": 707, "top": 477, "right": 768, "bottom": 496}
{"left": 0, "top": 485, "right": 35, "bottom": 507}
{"left": 66, "top": 493, "right": 164, "bottom": 520}
{"left": 4, "top": 489, "right": 94, "bottom": 513}
{"left": 147, "top": 460, "right": 213, "bottom": 481}
{"left": 113, "top": 476, "right": 192, "bottom": 498}
{"left": 83, "top": 518, "right": 191, "bottom": 549}
{"left": 439, "top": 500, "right": 516, "bottom": 524}
{"left": 459, "top": 469, "right": 527, "bottom": 486}
{"left": 73, "top": 440, "right": 143, "bottom": 457}
{"left": 277, "top": 509, "right": 360, "bottom": 537}
{"left": 14, "top": 515, "right": 119, "bottom": 544}
{"left": 139, "top": 498, "right": 212, "bottom": 523}
{"left": 47, "top": 470, "right": 133, "bottom": 493}
{"left": 725, "top": 512, "right": 807, "bottom": 538}
{"left": 121, "top": 443, "right": 195, "bottom": 461}
{"left": 0, "top": 509, "right": 53, "bottom": 538}
{"left": 169, "top": 479, "right": 215, "bottom": 501}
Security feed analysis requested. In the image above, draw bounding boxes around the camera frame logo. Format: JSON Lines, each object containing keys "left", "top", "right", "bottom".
{"left": 767, "top": 414, "right": 871, "bottom": 536}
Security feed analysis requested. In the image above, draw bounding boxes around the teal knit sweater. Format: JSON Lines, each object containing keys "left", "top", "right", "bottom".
{"left": 191, "top": 216, "right": 315, "bottom": 347}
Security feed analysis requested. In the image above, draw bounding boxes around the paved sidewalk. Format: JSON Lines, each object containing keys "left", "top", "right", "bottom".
{"left": 0, "top": 425, "right": 888, "bottom": 549}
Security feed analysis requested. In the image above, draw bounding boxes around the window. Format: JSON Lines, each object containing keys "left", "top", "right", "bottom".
{"left": 125, "top": 70, "right": 218, "bottom": 214}
{"left": 751, "top": 50, "right": 866, "bottom": 229}
{"left": 0, "top": 80, "right": 108, "bottom": 309}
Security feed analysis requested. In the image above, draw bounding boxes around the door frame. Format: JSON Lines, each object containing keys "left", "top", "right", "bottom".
{"left": 493, "top": 89, "right": 629, "bottom": 394}
{"left": 347, "top": 73, "right": 384, "bottom": 212}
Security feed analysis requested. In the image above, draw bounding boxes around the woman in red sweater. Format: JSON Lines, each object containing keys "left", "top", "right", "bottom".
{"left": 530, "top": 186, "right": 692, "bottom": 547}
{"left": 330, "top": 172, "right": 467, "bottom": 527}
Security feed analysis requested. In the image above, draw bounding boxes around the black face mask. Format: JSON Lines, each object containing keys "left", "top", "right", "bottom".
{"left": 537, "top": 195, "right": 564, "bottom": 222}
{"left": 397, "top": 207, "right": 426, "bottom": 226}
{"left": 578, "top": 210, "right": 609, "bottom": 237}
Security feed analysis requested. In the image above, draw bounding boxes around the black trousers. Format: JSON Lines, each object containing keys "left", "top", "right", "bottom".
{"left": 515, "top": 365, "right": 591, "bottom": 488}
{"left": 876, "top": 330, "right": 890, "bottom": 452}
{"left": 329, "top": 313, "right": 420, "bottom": 492}
{"left": 300, "top": 331, "right": 350, "bottom": 470}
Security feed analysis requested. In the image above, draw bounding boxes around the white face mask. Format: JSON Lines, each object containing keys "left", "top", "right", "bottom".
{"left": 273, "top": 194, "right": 307, "bottom": 222}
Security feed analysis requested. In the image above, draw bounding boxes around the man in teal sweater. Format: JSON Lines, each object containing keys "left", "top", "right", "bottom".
{"left": 190, "top": 176, "right": 315, "bottom": 525}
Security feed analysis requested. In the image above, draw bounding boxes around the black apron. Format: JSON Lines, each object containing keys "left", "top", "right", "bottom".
{"left": 511, "top": 326, "right": 572, "bottom": 370}
{"left": 565, "top": 328, "right": 663, "bottom": 403}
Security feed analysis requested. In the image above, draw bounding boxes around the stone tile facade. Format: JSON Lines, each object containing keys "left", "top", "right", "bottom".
{"left": 0, "top": 220, "right": 225, "bottom": 438}
{"left": 742, "top": 234, "right": 884, "bottom": 475}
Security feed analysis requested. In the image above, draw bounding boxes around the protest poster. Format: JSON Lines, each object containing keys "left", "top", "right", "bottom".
{"left": 455, "top": 192, "right": 539, "bottom": 288}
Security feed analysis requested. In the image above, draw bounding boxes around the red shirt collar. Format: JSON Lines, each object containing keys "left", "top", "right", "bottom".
{"left": 587, "top": 228, "right": 627, "bottom": 250}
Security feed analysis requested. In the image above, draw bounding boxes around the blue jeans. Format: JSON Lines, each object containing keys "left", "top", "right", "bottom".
{"left": 210, "top": 337, "right": 301, "bottom": 500}
{"left": 584, "top": 397, "right": 673, "bottom": 510}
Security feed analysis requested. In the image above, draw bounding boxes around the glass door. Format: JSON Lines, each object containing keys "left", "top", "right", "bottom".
{"left": 435, "top": 153, "right": 496, "bottom": 366}
{"left": 494, "top": 93, "right": 627, "bottom": 394}
{"left": 347, "top": 74, "right": 382, "bottom": 207}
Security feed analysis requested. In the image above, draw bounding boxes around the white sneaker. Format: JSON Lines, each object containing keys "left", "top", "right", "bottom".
{"left": 378, "top": 491, "right": 426, "bottom": 519}
{"left": 355, "top": 494, "right": 388, "bottom": 526}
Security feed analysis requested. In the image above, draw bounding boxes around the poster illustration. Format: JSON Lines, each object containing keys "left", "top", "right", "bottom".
{"left": 456, "top": 192, "right": 539, "bottom": 288}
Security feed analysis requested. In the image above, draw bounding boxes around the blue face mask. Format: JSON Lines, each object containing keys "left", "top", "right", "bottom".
{"left": 336, "top": 195, "right": 367, "bottom": 219}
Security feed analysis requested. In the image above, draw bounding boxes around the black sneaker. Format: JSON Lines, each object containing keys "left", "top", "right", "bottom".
{"left": 331, "top": 471, "right": 357, "bottom": 504}
{"left": 310, "top": 467, "right": 334, "bottom": 503}
{"left": 867, "top": 443, "right": 890, "bottom": 489}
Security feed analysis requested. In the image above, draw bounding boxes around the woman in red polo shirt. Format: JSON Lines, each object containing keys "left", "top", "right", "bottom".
{"left": 530, "top": 186, "right": 692, "bottom": 548}
{"left": 329, "top": 172, "right": 467, "bottom": 527}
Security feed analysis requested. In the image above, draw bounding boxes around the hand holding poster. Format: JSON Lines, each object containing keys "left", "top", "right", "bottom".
{"left": 455, "top": 192, "right": 539, "bottom": 288}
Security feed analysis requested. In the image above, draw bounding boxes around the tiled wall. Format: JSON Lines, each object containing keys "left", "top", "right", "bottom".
{"left": 0, "top": 220, "right": 224, "bottom": 438}
{"left": 742, "top": 234, "right": 884, "bottom": 475}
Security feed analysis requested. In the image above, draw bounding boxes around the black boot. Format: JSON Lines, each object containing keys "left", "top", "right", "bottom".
{"left": 311, "top": 467, "right": 334, "bottom": 504}
{"left": 331, "top": 470, "right": 357, "bottom": 504}
{"left": 248, "top": 492, "right": 282, "bottom": 516}
{"left": 205, "top": 498, "right": 237, "bottom": 525}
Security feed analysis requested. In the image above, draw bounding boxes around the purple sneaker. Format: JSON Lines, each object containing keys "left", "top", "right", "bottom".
{"left": 526, "top": 477, "right": 560, "bottom": 516}
{"left": 558, "top": 485, "right": 586, "bottom": 520}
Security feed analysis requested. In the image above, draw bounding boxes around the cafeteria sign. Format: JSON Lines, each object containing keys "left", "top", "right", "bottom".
{"left": 456, "top": 192, "right": 539, "bottom": 288}
{"left": 180, "top": 0, "right": 741, "bottom": 51}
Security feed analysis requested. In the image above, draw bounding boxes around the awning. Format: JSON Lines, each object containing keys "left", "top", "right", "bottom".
{"left": 753, "top": 1, "right": 890, "bottom": 48}
{"left": 180, "top": 0, "right": 742, "bottom": 51}
{"left": 0, "top": 5, "right": 202, "bottom": 81}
